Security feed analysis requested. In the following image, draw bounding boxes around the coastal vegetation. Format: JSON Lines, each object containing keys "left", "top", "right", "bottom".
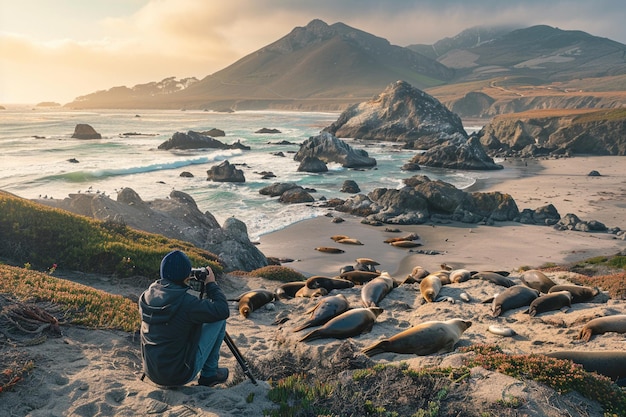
{"left": 0, "top": 191, "right": 221, "bottom": 278}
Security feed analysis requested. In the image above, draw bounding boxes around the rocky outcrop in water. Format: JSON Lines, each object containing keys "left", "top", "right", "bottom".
{"left": 323, "top": 80, "right": 468, "bottom": 149}
{"left": 476, "top": 109, "right": 626, "bottom": 156}
{"left": 408, "top": 136, "right": 503, "bottom": 170}
{"left": 294, "top": 131, "right": 376, "bottom": 168}
{"left": 158, "top": 131, "right": 250, "bottom": 151}
{"left": 72, "top": 124, "right": 101, "bottom": 139}
{"left": 207, "top": 160, "right": 245, "bottom": 182}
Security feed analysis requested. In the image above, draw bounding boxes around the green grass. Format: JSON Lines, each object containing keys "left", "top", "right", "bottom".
{"left": 0, "top": 191, "right": 221, "bottom": 278}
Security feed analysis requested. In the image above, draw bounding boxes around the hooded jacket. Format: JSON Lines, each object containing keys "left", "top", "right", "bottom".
{"left": 138, "top": 279, "right": 229, "bottom": 386}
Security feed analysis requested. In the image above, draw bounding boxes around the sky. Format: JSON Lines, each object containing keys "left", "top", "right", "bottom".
{"left": 1, "top": 0, "right": 625, "bottom": 104}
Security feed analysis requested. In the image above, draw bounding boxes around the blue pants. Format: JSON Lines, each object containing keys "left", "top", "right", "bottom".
{"left": 187, "top": 320, "right": 226, "bottom": 382}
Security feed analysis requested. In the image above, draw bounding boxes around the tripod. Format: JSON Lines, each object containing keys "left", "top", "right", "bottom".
{"left": 198, "top": 280, "right": 258, "bottom": 385}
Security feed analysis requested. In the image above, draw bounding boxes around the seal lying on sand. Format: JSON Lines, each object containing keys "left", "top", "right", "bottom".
{"left": 472, "top": 271, "right": 515, "bottom": 287}
{"left": 548, "top": 284, "right": 599, "bottom": 303}
{"left": 306, "top": 276, "right": 354, "bottom": 292}
{"left": 361, "top": 319, "right": 472, "bottom": 357}
{"left": 578, "top": 314, "right": 626, "bottom": 342}
{"left": 484, "top": 285, "right": 540, "bottom": 317}
{"left": 299, "top": 307, "right": 383, "bottom": 342}
{"left": 292, "top": 294, "right": 350, "bottom": 332}
{"left": 419, "top": 274, "right": 442, "bottom": 303}
{"left": 361, "top": 272, "right": 397, "bottom": 307}
{"left": 275, "top": 282, "right": 306, "bottom": 299}
{"left": 315, "top": 246, "right": 345, "bottom": 254}
{"left": 527, "top": 290, "right": 572, "bottom": 317}
{"left": 232, "top": 289, "right": 276, "bottom": 318}
{"left": 520, "top": 269, "right": 556, "bottom": 293}
{"left": 339, "top": 270, "right": 380, "bottom": 285}
{"left": 544, "top": 350, "right": 626, "bottom": 385}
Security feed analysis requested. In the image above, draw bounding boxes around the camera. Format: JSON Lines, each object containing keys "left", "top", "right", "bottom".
{"left": 188, "top": 267, "right": 208, "bottom": 292}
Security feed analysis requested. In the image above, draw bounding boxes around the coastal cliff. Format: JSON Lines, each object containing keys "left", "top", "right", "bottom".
{"left": 476, "top": 108, "right": 626, "bottom": 156}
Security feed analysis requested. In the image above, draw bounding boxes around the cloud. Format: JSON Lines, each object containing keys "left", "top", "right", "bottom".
{"left": 1, "top": 0, "right": 625, "bottom": 103}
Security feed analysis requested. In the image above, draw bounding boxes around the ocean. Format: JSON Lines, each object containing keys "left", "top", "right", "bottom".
{"left": 0, "top": 107, "right": 487, "bottom": 240}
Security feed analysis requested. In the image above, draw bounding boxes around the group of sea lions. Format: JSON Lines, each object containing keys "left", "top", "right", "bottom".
{"left": 229, "top": 239, "right": 626, "bottom": 384}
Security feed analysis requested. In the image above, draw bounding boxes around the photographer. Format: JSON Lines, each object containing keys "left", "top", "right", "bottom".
{"left": 139, "top": 250, "right": 230, "bottom": 387}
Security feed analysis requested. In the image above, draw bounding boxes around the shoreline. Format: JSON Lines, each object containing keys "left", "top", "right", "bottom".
{"left": 258, "top": 155, "right": 626, "bottom": 277}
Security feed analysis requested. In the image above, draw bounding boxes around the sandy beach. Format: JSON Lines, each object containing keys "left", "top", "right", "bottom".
{"left": 2, "top": 155, "right": 626, "bottom": 416}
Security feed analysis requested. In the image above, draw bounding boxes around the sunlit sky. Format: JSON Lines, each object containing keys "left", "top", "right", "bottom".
{"left": 1, "top": 0, "right": 625, "bottom": 104}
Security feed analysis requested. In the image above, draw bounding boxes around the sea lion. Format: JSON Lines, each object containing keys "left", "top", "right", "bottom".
{"left": 299, "top": 307, "right": 384, "bottom": 342}
{"left": 519, "top": 269, "right": 556, "bottom": 293}
{"left": 361, "top": 272, "right": 396, "bottom": 307}
{"left": 419, "top": 274, "right": 443, "bottom": 303}
{"left": 339, "top": 265, "right": 354, "bottom": 274}
{"left": 292, "top": 294, "right": 350, "bottom": 332}
{"left": 487, "top": 285, "right": 540, "bottom": 317}
{"left": 428, "top": 270, "right": 452, "bottom": 285}
{"left": 449, "top": 269, "right": 472, "bottom": 283}
{"left": 295, "top": 286, "right": 328, "bottom": 298}
{"left": 544, "top": 351, "right": 626, "bottom": 385}
{"left": 548, "top": 284, "right": 600, "bottom": 303}
{"left": 578, "top": 314, "right": 626, "bottom": 342}
{"left": 315, "top": 246, "right": 345, "bottom": 254}
{"left": 306, "top": 276, "right": 355, "bottom": 292}
{"left": 361, "top": 319, "right": 472, "bottom": 357}
{"left": 389, "top": 240, "right": 422, "bottom": 248}
{"left": 403, "top": 265, "right": 430, "bottom": 284}
{"left": 330, "top": 234, "right": 350, "bottom": 241}
{"left": 275, "top": 281, "right": 306, "bottom": 299}
{"left": 336, "top": 238, "right": 363, "bottom": 245}
{"left": 339, "top": 270, "right": 381, "bottom": 285}
{"left": 355, "top": 257, "right": 380, "bottom": 267}
{"left": 472, "top": 271, "right": 515, "bottom": 288}
{"left": 527, "top": 291, "right": 572, "bottom": 317}
{"left": 235, "top": 289, "right": 276, "bottom": 318}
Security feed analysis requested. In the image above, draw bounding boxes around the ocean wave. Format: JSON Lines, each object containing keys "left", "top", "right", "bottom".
{"left": 38, "top": 156, "right": 216, "bottom": 183}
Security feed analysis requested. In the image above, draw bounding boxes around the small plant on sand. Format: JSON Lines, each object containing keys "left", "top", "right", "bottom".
{"left": 461, "top": 344, "right": 626, "bottom": 415}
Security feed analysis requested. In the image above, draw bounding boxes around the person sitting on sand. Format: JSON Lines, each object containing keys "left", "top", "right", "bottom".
{"left": 139, "top": 250, "right": 230, "bottom": 387}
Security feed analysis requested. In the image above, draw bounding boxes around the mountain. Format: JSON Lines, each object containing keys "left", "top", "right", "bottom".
{"left": 65, "top": 21, "right": 626, "bottom": 113}
{"left": 66, "top": 19, "right": 453, "bottom": 111}
{"left": 422, "top": 25, "right": 626, "bottom": 82}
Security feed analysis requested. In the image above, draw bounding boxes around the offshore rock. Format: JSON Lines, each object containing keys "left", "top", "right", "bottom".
{"left": 207, "top": 160, "right": 245, "bottom": 182}
{"left": 409, "top": 135, "right": 503, "bottom": 170}
{"left": 323, "top": 80, "right": 467, "bottom": 149}
{"left": 297, "top": 156, "right": 328, "bottom": 173}
{"left": 294, "top": 131, "right": 376, "bottom": 168}
{"left": 71, "top": 124, "right": 101, "bottom": 139}
{"left": 158, "top": 130, "right": 250, "bottom": 150}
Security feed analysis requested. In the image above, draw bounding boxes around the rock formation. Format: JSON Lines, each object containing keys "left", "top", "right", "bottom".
{"left": 409, "top": 136, "right": 503, "bottom": 170}
{"left": 476, "top": 109, "right": 626, "bottom": 156}
{"left": 207, "top": 160, "right": 245, "bottom": 182}
{"left": 297, "top": 156, "right": 328, "bottom": 173}
{"left": 323, "top": 80, "right": 468, "bottom": 149}
{"left": 328, "top": 175, "right": 522, "bottom": 226}
{"left": 294, "top": 131, "right": 376, "bottom": 168}
{"left": 71, "top": 124, "right": 101, "bottom": 139}
{"left": 35, "top": 188, "right": 267, "bottom": 272}
{"left": 158, "top": 131, "right": 250, "bottom": 151}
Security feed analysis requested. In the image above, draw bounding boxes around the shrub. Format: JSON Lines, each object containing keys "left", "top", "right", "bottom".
{"left": 461, "top": 344, "right": 626, "bottom": 415}
{"left": 248, "top": 266, "right": 306, "bottom": 282}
